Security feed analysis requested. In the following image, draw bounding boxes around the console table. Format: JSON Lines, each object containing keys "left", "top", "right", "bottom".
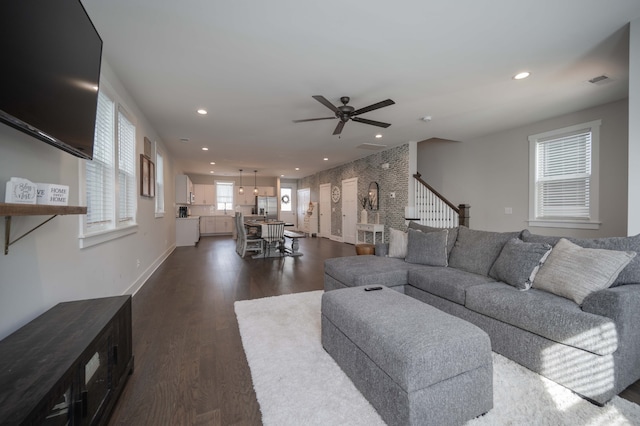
{"left": 356, "top": 223, "right": 384, "bottom": 244}
{"left": 0, "top": 295, "right": 133, "bottom": 425}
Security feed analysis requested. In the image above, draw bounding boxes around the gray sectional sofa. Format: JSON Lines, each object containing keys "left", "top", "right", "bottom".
{"left": 324, "top": 222, "right": 640, "bottom": 405}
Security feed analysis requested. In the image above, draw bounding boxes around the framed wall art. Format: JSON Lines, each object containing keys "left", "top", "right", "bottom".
{"left": 140, "top": 154, "right": 155, "bottom": 197}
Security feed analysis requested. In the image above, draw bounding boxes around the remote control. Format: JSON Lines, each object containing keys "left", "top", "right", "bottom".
{"left": 364, "top": 286, "right": 383, "bottom": 291}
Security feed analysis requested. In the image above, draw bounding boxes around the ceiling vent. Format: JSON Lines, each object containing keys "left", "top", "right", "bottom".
{"left": 357, "top": 143, "right": 387, "bottom": 150}
{"left": 588, "top": 75, "right": 613, "bottom": 86}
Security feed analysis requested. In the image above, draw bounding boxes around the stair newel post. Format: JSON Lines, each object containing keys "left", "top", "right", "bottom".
{"left": 458, "top": 204, "right": 470, "bottom": 227}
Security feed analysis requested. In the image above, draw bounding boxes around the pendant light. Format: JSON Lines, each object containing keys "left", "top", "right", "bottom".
{"left": 238, "top": 169, "right": 244, "bottom": 195}
{"left": 253, "top": 170, "right": 259, "bottom": 195}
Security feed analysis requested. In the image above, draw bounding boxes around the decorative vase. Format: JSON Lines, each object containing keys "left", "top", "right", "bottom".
{"left": 361, "top": 208, "right": 368, "bottom": 224}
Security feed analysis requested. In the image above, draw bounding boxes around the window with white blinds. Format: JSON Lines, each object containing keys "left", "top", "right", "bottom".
{"left": 528, "top": 120, "right": 601, "bottom": 229}
{"left": 155, "top": 149, "right": 164, "bottom": 215}
{"left": 86, "top": 91, "right": 115, "bottom": 231}
{"left": 216, "top": 181, "right": 234, "bottom": 211}
{"left": 81, "top": 87, "right": 138, "bottom": 244}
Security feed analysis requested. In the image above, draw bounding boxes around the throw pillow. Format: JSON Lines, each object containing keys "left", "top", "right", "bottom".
{"left": 489, "top": 238, "right": 552, "bottom": 290}
{"left": 405, "top": 228, "right": 449, "bottom": 266}
{"left": 521, "top": 230, "right": 640, "bottom": 287}
{"left": 448, "top": 227, "right": 522, "bottom": 276}
{"left": 532, "top": 238, "right": 636, "bottom": 305}
{"left": 408, "top": 221, "right": 458, "bottom": 255}
{"left": 388, "top": 228, "right": 408, "bottom": 258}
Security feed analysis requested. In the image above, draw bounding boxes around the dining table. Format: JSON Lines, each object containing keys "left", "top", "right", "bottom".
{"left": 243, "top": 220, "right": 305, "bottom": 257}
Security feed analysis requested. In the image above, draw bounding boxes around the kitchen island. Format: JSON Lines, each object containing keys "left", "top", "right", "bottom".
{"left": 176, "top": 216, "right": 200, "bottom": 246}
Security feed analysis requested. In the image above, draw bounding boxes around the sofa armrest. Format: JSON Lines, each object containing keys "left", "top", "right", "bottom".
{"left": 582, "top": 284, "right": 640, "bottom": 337}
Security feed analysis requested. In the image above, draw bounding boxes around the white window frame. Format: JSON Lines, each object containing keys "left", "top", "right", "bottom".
{"left": 78, "top": 81, "right": 138, "bottom": 248}
{"left": 528, "top": 119, "right": 601, "bottom": 229}
{"left": 216, "top": 180, "right": 234, "bottom": 212}
{"left": 155, "top": 146, "right": 165, "bottom": 217}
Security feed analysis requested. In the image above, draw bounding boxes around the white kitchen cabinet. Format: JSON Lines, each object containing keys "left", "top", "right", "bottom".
{"left": 257, "top": 186, "right": 276, "bottom": 196}
{"left": 199, "top": 215, "right": 234, "bottom": 235}
{"left": 175, "top": 175, "right": 193, "bottom": 204}
{"left": 176, "top": 217, "right": 200, "bottom": 246}
{"left": 237, "top": 191, "right": 256, "bottom": 206}
{"left": 214, "top": 216, "right": 234, "bottom": 234}
{"left": 200, "top": 216, "right": 216, "bottom": 234}
{"left": 193, "top": 184, "right": 215, "bottom": 205}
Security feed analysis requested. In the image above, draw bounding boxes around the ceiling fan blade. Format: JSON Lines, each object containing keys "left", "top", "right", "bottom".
{"left": 351, "top": 117, "right": 391, "bottom": 128}
{"left": 352, "top": 99, "right": 395, "bottom": 116}
{"left": 292, "top": 117, "right": 336, "bottom": 123}
{"left": 312, "top": 95, "right": 340, "bottom": 113}
{"left": 333, "top": 120, "right": 345, "bottom": 135}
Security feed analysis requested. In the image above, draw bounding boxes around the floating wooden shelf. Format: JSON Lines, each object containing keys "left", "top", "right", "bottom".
{"left": 0, "top": 202, "right": 87, "bottom": 255}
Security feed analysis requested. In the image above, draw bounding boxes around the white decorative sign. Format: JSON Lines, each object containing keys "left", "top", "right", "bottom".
{"left": 5, "top": 177, "right": 37, "bottom": 204}
{"left": 36, "top": 183, "right": 69, "bottom": 206}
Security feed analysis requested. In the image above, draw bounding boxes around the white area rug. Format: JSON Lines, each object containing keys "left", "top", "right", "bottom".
{"left": 235, "top": 291, "right": 640, "bottom": 426}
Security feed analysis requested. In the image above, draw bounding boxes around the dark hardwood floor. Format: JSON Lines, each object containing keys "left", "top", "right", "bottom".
{"left": 108, "top": 235, "right": 640, "bottom": 425}
{"left": 107, "top": 235, "right": 354, "bottom": 426}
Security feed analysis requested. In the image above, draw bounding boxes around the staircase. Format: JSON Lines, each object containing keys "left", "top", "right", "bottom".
{"left": 412, "top": 172, "right": 470, "bottom": 227}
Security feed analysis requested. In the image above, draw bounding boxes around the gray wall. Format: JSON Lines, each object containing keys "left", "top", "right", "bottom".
{"left": 0, "top": 62, "right": 177, "bottom": 339}
{"left": 417, "top": 98, "right": 629, "bottom": 237}
{"left": 298, "top": 144, "right": 409, "bottom": 241}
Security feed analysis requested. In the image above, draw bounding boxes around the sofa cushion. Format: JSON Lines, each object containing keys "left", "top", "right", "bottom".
{"left": 408, "top": 221, "right": 458, "bottom": 255}
{"left": 388, "top": 228, "right": 408, "bottom": 258}
{"left": 408, "top": 267, "right": 496, "bottom": 305}
{"left": 405, "top": 228, "right": 449, "bottom": 266}
{"left": 324, "top": 255, "right": 422, "bottom": 288}
{"left": 465, "top": 282, "right": 618, "bottom": 356}
{"left": 489, "top": 238, "right": 552, "bottom": 290}
{"left": 522, "top": 229, "right": 640, "bottom": 286}
{"left": 448, "top": 227, "right": 521, "bottom": 276}
{"left": 532, "top": 238, "right": 635, "bottom": 305}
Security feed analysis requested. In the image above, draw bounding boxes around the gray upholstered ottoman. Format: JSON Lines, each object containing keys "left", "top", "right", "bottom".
{"left": 321, "top": 286, "right": 493, "bottom": 426}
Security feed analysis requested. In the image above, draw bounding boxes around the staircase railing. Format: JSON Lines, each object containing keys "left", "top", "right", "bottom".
{"left": 412, "top": 172, "right": 470, "bottom": 228}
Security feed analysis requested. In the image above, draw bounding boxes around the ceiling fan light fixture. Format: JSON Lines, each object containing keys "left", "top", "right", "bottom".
{"left": 239, "top": 169, "right": 244, "bottom": 195}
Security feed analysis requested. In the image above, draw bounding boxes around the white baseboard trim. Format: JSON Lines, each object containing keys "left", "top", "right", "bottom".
{"left": 330, "top": 235, "right": 343, "bottom": 242}
{"left": 126, "top": 244, "right": 176, "bottom": 296}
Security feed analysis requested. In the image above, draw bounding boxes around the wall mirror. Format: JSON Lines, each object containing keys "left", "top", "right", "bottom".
{"left": 368, "top": 181, "right": 379, "bottom": 210}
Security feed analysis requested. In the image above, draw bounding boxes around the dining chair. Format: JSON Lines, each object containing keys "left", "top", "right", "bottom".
{"left": 238, "top": 213, "right": 263, "bottom": 258}
{"left": 261, "top": 222, "right": 285, "bottom": 258}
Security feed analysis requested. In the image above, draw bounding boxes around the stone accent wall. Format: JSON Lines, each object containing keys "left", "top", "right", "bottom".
{"left": 298, "top": 144, "right": 409, "bottom": 242}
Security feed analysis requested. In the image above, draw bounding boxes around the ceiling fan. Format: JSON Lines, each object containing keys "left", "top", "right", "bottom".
{"left": 293, "top": 95, "right": 395, "bottom": 135}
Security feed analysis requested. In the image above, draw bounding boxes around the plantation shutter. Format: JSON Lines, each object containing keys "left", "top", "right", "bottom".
{"left": 86, "top": 92, "right": 115, "bottom": 230}
{"left": 216, "top": 182, "right": 234, "bottom": 211}
{"left": 535, "top": 131, "right": 591, "bottom": 219}
{"left": 117, "top": 109, "right": 136, "bottom": 223}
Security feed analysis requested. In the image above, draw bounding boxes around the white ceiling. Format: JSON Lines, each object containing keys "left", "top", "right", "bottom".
{"left": 81, "top": 0, "right": 640, "bottom": 179}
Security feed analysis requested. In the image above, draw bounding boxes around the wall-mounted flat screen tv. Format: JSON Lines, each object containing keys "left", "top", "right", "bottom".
{"left": 0, "top": 0, "right": 103, "bottom": 160}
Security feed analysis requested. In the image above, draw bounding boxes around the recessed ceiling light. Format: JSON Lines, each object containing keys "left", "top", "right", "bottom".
{"left": 513, "top": 72, "right": 531, "bottom": 80}
{"left": 375, "top": 134, "right": 382, "bottom": 139}
{"left": 295, "top": 167, "right": 300, "bottom": 171}
{"left": 281, "top": 174, "right": 285, "bottom": 177}
{"left": 197, "top": 109, "right": 208, "bottom": 115}
{"left": 210, "top": 162, "right": 215, "bottom": 165}
{"left": 323, "top": 157, "right": 328, "bottom": 161}
{"left": 180, "top": 138, "right": 189, "bottom": 143}
{"left": 209, "top": 171, "right": 214, "bottom": 174}
{"left": 202, "top": 147, "right": 208, "bottom": 151}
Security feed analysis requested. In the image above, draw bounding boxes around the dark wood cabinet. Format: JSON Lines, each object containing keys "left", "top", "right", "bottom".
{"left": 0, "top": 296, "right": 133, "bottom": 425}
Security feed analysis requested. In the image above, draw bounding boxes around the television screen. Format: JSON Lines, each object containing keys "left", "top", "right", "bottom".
{"left": 0, "top": 0, "right": 103, "bottom": 160}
